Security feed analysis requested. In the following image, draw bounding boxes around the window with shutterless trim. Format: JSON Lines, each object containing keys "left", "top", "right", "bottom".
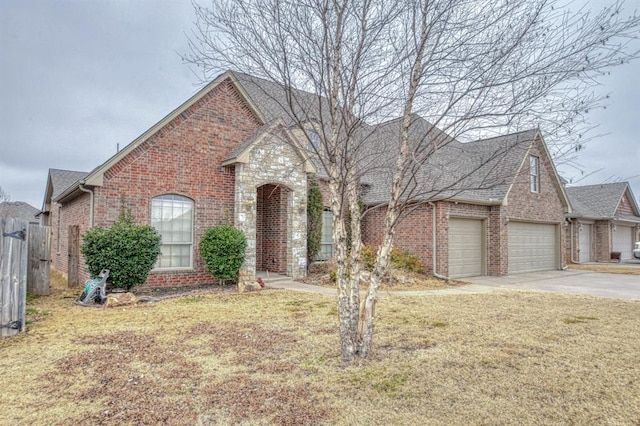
{"left": 529, "top": 155, "right": 540, "bottom": 193}
{"left": 150, "top": 194, "right": 193, "bottom": 269}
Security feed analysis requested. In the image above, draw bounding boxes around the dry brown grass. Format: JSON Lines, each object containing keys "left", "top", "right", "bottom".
{"left": 568, "top": 263, "right": 640, "bottom": 275}
{"left": 1, "top": 273, "right": 639, "bottom": 425}
{"left": 304, "top": 265, "right": 467, "bottom": 291}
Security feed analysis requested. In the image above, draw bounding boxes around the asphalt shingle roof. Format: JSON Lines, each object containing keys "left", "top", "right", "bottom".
{"left": 565, "top": 182, "right": 638, "bottom": 219}
{"left": 0, "top": 201, "right": 40, "bottom": 222}
{"left": 359, "top": 120, "right": 536, "bottom": 205}
{"left": 231, "top": 72, "right": 540, "bottom": 205}
{"left": 234, "top": 72, "right": 330, "bottom": 126}
{"left": 49, "top": 169, "right": 88, "bottom": 200}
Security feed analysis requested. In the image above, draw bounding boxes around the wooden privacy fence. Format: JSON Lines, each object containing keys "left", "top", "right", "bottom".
{"left": 28, "top": 224, "right": 51, "bottom": 295}
{"left": 1, "top": 218, "right": 28, "bottom": 337}
{"left": 0, "top": 219, "right": 51, "bottom": 337}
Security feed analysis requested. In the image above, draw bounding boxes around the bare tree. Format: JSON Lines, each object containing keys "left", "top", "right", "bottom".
{"left": 184, "top": 0, "right": 639, "bottom": 361}
{"left": 0, "top": 186, "right": 10, "bottom": 203}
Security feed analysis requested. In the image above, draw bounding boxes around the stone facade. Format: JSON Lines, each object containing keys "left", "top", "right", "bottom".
{"left": 234, "top": 131, "right": 308, "bottom": 288}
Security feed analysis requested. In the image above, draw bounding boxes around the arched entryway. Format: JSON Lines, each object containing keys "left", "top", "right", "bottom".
{"left": 256, "top": 183, "right": 290, "bottom": 274}
{"left": 227, "top": 122, "right": 314, "bottom": 287}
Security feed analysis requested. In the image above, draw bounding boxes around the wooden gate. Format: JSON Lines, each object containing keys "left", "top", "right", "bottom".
{"left": 68, "top": 225, "right": 80, "bottom": 287}
{"left": 28, "top": 224, "right": 51, "bottom": 295}
{"left": 1, "top": 218, "right": 28, "bottom": 337}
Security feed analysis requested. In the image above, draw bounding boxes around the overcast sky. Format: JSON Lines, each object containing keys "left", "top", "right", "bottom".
{"left": 1, "top": 0, "right": 639, "bottom": 210}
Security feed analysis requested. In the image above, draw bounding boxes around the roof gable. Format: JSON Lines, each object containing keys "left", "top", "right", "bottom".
{"left": 222, "top": 119, "right": 316, "bottom": 173}
{"left": 42, "top": 168, "right": 88, "bottom": 210}
{"left": 502, "top": 131, "right": 571, "bottom": 211}
{"left": 566, "top": 182, "right": 640, "bottom": 219}
{"left": 76, "top": 71, "right": 264, "bottom": 190}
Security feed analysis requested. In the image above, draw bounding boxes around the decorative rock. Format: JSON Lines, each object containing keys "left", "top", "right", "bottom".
{"left": 105, "top": 292, "right": 138, "bottom": 308}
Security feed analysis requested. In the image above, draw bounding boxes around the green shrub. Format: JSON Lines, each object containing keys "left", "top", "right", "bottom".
{"left": 199, "top": 224, "right": 247, "bottom": 282}
{"left": 81, "top": 214, "right": 161, "bottom": 291}
{"left": 307, "top": 175, "right": 323, "bottom": 265}
{"left": 358, "top": 245, "right": 424, "bottom": 274}
{"left": 390, "top": 248, "right": 425, "bottom": 273}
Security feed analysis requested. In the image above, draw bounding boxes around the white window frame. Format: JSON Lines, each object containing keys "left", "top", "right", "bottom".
{"left": 530, "top": 155, "right": 540, "bottom": 193}
{"left": 151, "top": 194, "right": 194, "bottom": 270}
{"left": 307, "top": 129, "right": 321, "bottom": 152}
{"left": 316, "top": 209, "right": 334, "bottom": 261}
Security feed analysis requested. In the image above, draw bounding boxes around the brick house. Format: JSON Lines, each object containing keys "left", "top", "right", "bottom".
{"left": 565, "top": 182, "right": 640, "bottom": 262}
{"left": 41, "top": 70, "right": 572, "bottom": 286}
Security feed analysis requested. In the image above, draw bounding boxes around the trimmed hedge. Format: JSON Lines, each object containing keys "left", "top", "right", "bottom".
{"left": 199, "top": 224, "right": 247, "bottom": 282}
{"left": 81, "top": 216, "right": 161, "bottom": 291}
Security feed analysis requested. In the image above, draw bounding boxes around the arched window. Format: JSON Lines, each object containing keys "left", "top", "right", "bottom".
{"left": 151, "top": 194, "right": 193, "bottom": 269}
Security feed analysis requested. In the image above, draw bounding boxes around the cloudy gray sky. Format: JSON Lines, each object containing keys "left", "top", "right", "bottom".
{"left": 1, "top": 0, "right": 639, "bottom": 210}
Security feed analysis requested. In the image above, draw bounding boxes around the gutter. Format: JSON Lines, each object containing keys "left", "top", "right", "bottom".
{"left": 428, "top": 201, "right": 449, "bottom": 280}
{"left": 78, "top": 181, "right": 94, "bottom": 227}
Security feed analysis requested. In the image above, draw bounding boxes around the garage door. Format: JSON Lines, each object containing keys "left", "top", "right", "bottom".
{"left": 508, "top": 222, "right": 557, "bottom": 274}
{"left": 613, "top": 225, "right": 634, "bottom": 260}
{"left": 578, "top": 223, "right": 592, "bottom": 263}
{"left": 449, "top": 218, "right": 483, "bottom": 278}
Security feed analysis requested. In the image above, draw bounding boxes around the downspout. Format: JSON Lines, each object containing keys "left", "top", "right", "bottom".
{"left": 428, "top": 201, "right": 449, "bottom": 280}
{"left": 78, "top": 181, "right": 94, "bottom": 227}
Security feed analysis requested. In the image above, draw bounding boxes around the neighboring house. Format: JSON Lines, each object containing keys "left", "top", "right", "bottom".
{"left": 42, "top": 70, "right": 572, "bottom": 286}
{"left": 0, "top": 201, "right": 40, "bottom": 224}
{"left": 565, "top": 182, "right": 640, "bottom": 262}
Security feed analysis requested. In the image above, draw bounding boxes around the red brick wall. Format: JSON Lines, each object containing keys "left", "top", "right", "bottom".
{"left": 506, "top": 139, "right": 566, "bottom": 223}
{"left": 363, "top": 203, "right": 434, "bottom": 275}
{"left": 363, "top": 201, "right": 495, "bottom": 277}
{"left": 565, "top": 221, "right": 579, "bottom": 264}
{"left": 487, "top": 205, "right": 508, "bottom": 275}
{"left": 594, "top": 220, "right": 612, "bottom": 262}
{"left": 49, "top": 194, "right": 91, "bottom": 282}
{"left": 505, "top": 136, "right": 567, "bottom": 270}
{"left": 256, "top": 184, "right": 288, "bottom": 273}
{"left": 54, "top": 78, "right": 262, "bottom": 288}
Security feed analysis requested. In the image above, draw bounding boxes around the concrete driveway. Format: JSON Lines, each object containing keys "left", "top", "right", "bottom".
{"left": 465, "top": 270, "right": 640, "bottom": 301}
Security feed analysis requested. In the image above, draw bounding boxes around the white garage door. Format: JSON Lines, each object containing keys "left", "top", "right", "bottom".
{"left": 449, "top": 218, "right": 483, "bottom": 278}
{"left": 508, "top": 222, "right": 557, "bottom": 274}
{"left": 613, "top": 225, "right": 634, "bottom": 260}
{"left": 578, "top": 223, "right": 592, "bottom": 263}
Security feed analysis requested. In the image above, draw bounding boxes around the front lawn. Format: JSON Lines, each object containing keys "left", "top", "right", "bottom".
{"left": 568, "top": 263, "right": 640, "bottom": 275}
{"left": 1, "top": 274, "right": 639, "bottom": 425}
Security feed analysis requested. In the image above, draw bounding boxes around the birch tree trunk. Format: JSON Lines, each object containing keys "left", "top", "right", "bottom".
{"left": 356, "top": 0, "right": 430, "bottom": 357}
{"left": 184, "top": 0, "right": 640, "bottom": 362}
